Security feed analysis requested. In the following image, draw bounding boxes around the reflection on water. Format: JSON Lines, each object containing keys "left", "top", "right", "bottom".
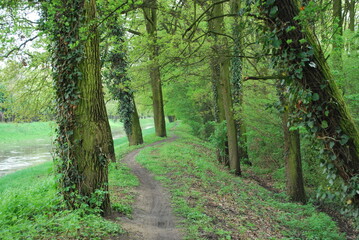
{"left": 0, "top": 139, "right": 53, "bottom": 177}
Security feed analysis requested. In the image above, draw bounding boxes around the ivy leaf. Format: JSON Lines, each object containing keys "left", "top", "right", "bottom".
{"left": 269, "top": 6, "right": 278, "bottom": 17}
{"left": 321, "top": 120, "right": 328, "bottom": 129}
{"left": 266, "top": 0, "right": 275, "bottom": 6}
{"left": 339, "top": 135, "right": 349, "bottom": 145}
{"left": 272, "top": 36, "right": 282, "bottom": 48}
{"left": 329, "top": 141, "right": 335, "bottom": 148}
{"left": 312, "top": 93, "right": 320, "bottom": 101}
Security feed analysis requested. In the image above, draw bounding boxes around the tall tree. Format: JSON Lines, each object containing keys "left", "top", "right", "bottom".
{"left": 46, "top": 0, "right": 114, "bottom": 215}
{"left": 231, "top": 0, "right": 250, "bottom": 164}
{"left": 260, "top": 0, "right": 359, "bottom": 206}
{"left": 278, "top": 85, "right": 306, "bottom": 203}
{"left": 105, "top": 22, "right": 143, "bottom": 146}
{"left": 211, "top": 0, "right": 241, "bottom": 175}
{"left": 207, "top": 2, "right": 229, "bottom": 166}
{"left": 348, "top": 0, "right": 355, "bottom": 32}
{"left": 143, "top": 0, "right": 167, "bottom": 137}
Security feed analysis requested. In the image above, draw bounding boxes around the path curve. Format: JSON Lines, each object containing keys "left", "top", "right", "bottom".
{"left": 120, "top": 136, "right": 182, "bottom": 240}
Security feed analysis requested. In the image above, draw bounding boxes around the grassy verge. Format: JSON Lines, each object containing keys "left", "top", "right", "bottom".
{"left": 135, "top": 123, "right": 345, "bottom": 240}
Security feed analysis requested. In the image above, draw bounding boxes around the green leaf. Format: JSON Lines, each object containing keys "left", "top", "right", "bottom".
{"left": 339, "top": 135, "right": 349, "bottom": 145}
{"left": 321, "top": 120, "right": 328, "bottom": 129}
{"left": 312, "top": 93, "right": 320, "bottom": 101}
{"left": 272, "top": 37, "right": 282, "bottom": 48}
{"left": 266, "top": 0, "right": 275, "bottom": 5}
{"left": 329, "top": 141, "right": 335, "bottom": 148}
{"left": 299, "top": 38, "right": 307, "bottom": 44}
{"left": 269, "top": 6, "right": 278, "bottom": 17}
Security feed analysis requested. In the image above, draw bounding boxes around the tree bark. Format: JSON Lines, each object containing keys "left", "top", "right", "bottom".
{"left": 128, "top": 102, "right": 144, "bottom": 146}
{"left": 74, "top": 0, "right": 113, "bottom": 216}
{"left": 262, "top": 0, "right": 359, "bottom": 206}
{"left": 143, "top": 0, "right": 167, "bottom": 137}
{"left": 348, "top": 0, "right": 355, "bottom": 32}
{"left": 50, "top": 0, "right": 114, "bottom": 216}
{"left": 332, "top": 0, "right": 343, "bottom": 71}
{"left": 231, "top": 0, "right": 250, "bottom": 165}
{"left": 280, "top": 89, "right": 306, "bottom": 203}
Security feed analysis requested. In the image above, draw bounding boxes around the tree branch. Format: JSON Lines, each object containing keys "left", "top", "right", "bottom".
{"left": 244, "top": 75, "right": 289, "bottom": 81}
{"left": 1, "top": 35, "right": 39, "bottom": 59}
{"left": 182, "top": 0, "right": 230, "bottom": 39}
{"left": 125, "top": 28, "right": 142, "bottom": 36}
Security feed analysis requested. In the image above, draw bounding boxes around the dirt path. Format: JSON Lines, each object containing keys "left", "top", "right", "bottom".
{"left": 120, "top": 136, "right": 183, "bottom": 240}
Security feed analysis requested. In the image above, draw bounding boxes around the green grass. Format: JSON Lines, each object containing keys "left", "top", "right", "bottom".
{"left": 135, "top": 123, "right": 345, "bottom": 240}
{"left": 0, "top": 121, "right": 55, "bottom": 144}
{"left": 0, "top": 162, "right": 123, "bottom": 239}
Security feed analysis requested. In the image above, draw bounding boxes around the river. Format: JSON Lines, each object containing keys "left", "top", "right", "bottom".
{"left": 0, "top": 125, "right": 154, "bottom": 177}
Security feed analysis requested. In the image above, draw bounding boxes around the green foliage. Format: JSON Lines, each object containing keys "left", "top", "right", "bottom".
{"left": 209, "top": 121, "right": 227, "bottom": 157}
{"left": 0, "top": 61, "right": 54, "bottom": 122}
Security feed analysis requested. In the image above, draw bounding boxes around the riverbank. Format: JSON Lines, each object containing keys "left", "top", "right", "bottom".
{"left": 0, "top": 119, "right": 154, "bottom": 177}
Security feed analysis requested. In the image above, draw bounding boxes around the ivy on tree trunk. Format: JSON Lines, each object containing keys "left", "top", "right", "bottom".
{"left": 260, "top": 0, "right": 359, "bottom": 208}
{"left": 45, "top": 0, "right": 114, "bottom": 216}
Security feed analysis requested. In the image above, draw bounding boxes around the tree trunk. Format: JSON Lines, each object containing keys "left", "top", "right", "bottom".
{"left": 208, "top": 6, "right": 229, "bottom": 166}
{"left": 231, "top": 0, "right": 250, "bottom": 165}
{"left": 50, "top": 0, "right": 114, "bottom": 216}
{"left": 105, "top": 21, "right": 143, "bottom": 147}
{"left": 262, "top": 0, "right": 359, "bottom": 206}
{"left": 280, "top": 90, "right": 306, "bottom": 203}
{"left": 213, "top": 0, "right": 241, "bottom": 175}
{"left": 143, "top": 0, "right": 167, "bottom": 137}
{"left": 128, "top": 102, "right": 144, "bottom": 146}
{"left": 332, "top": 0, "right": 343, "bottom": 72}
{"left": 348, "top": 0, "right": 355, "bottom": 32}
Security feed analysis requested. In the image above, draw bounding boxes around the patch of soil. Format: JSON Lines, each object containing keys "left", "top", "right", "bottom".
{"left": 118, "top": 136, "right": 183, "bottom": 240}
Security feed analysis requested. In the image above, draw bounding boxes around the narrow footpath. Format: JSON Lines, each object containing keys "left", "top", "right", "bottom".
{"left": 120, "top": 136, "right": 182, "bottom": 240}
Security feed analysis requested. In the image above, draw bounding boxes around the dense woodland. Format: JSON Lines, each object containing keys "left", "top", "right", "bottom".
{"left": 0, "top": 0, "right": 359, "bottom": 238}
